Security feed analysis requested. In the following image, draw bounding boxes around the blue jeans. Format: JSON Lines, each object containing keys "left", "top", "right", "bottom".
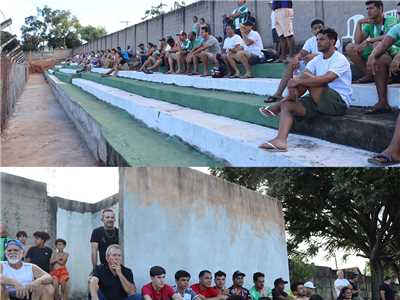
{"left": 98, "top": 290, "right": 143, "bottom": 300}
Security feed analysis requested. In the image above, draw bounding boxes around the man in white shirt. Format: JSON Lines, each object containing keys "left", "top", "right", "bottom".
{"left": 266, "top": 19, "right": 341, "bottom": 103}
{"left": 334, "top": 270, "right": 350, "bottom": 297}
{"left": 226, "top": 20, "right": 265, "bottom": 79}
{"left": 259, "top": 28, "right": 352, "bottom": 152}
{"left": 222, "top": 24, "right": 245, "bottom": 77}
{"left": 0, "top": 240, "right": 54, "bottom": 300}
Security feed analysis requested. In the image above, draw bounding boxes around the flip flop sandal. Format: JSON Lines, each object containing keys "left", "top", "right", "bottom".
{"left": 259, "top": 106, "right": 277, "bottom": 118}
{"left": 259, "top": 142, "right": 288, "bottom": 152}
{"left": 365, "top": 107, "right": 393, "bottom": 115}
{"left": 368, "top": 154, "right": 400, "bottom": 166}
{"left": 264, "top": 96, "right": 283, "bottom": 104}
{"left": 240, "top": 75, "right": 254, "bottom": 79}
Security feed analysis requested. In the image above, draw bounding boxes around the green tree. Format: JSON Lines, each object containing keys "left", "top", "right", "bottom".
{"left": 289, "top": 256, "right": 317, "bottom": 285}
{"left": 20, "top": 16, "right": 47, "bottom": 51}
{"left": 142, "top": 3, "right": 167, "bottom": 20}
{"left": 20, "top": 6, "right": 82, "bottom": 50}
{"left": 210, "top": 168, "right": 400, "bottom": 300}
{"left": 79, "top": 25, "right": 107, "bottom": 43}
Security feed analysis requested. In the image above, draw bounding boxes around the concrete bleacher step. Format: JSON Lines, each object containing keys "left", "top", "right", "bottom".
{"left": 45, "top": 73, "right": 222, "bottom": 167}
{"left": 89, "top": 68, "right": 400, "bottom": 109}
{"left": 81, "top": 71, "right": 397, "bottom": 153}
{"left": 69, "top": 77, "right": 376, "bottom": 167}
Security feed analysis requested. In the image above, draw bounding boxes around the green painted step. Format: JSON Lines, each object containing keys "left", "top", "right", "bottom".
{"left": 53, "top": 79, "right": 223, "bottom": 166}
{"left": 53, "top": 70, "right": 81, "bottom": 84}
{"left": 159, "top": 63, "right": 288, "bottom": 78}
{"left": 82, "top": 72, "right": 280, "bottom": 129}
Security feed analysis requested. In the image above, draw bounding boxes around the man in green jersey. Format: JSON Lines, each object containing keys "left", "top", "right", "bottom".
{"left": 227, "top": 0, "right": 250, "bottom": 36}
{"left": 346, "top": 1, "right": 399, "bottom": 95}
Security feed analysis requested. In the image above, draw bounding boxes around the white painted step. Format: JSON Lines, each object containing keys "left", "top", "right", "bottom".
{"left": 91, "top": 68, "right": 400, "bottom": 109}
{"left": 71, "top": 78, "right": 376, "bottom": 167}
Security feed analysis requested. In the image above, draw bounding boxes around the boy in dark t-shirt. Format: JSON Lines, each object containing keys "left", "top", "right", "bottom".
{"left": 25, "top": 231, "right": 52, "bottom": 272}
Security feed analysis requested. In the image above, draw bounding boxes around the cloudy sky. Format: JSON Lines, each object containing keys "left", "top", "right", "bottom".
{"left": 1, "top": 167, "right": 368, "bottom": 272}
{"left": 1, "top": 0, "right": 198, "bottom": 39}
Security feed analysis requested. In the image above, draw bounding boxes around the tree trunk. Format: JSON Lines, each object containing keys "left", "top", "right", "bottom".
{"left": 370, "top": 259, "right": 384, "bottom": 300}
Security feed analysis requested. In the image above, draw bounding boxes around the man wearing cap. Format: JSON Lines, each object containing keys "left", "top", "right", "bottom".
{"left": 167, "top": 31, "right": 188, "bottom": 74}
{"left": 191, "top": 270, "right": 227, "bottom": 300}
{"left": 250, "top": 272, "right": 270, "bottom": 300}
{"left": 142, "top": 266, "right": 181, "bottom": 300}
{"left": 229, "top": 271, "right": 250, "bottom": 299}
{"left": 226, "top": 19, "right": 265, "bottom": 78}
{"left": 0, "top": 240, "right": 54, "bottom": 300}
{"left": 272, "top": 278, "right": 291, "bottom": 300}
{"left": 303, "top": 282, "right": 315, "bottom": 299}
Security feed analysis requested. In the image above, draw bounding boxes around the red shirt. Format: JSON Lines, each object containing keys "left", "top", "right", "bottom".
{"left": 142, "top": 283, "right": 175, "bottom": 300}
{"left": 191, "top": 284, "right": 219, "bottom": 298}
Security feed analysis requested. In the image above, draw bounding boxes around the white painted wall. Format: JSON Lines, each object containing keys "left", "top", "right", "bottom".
{"left": 120, "top": 168, "right": 290, "bottom": 291}
{"left": 56, "top": 203, "right": 119, "bottom": 299}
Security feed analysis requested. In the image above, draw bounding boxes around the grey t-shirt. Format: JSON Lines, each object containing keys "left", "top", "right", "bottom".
{"left": 204, "top": 35, "right": 221, "bottom": 54}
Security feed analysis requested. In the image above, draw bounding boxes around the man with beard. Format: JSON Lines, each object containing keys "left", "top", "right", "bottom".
{"left": 0, "top": 240, "right": 54, "bottom": 300}
{"left": 90, "top": 209, "right": 119, "bottom": 269}
{"left": 259, "top": 28, "right": 352, "bottom": 152}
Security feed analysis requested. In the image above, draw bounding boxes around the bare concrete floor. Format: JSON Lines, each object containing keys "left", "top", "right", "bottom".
{"left": 1, "top": 74, "right": 95, "bottom": 166}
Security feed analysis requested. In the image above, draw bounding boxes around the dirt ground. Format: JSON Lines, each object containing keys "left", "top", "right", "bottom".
{"left": 1, "top": 74, "right": 96, "bottom": 166}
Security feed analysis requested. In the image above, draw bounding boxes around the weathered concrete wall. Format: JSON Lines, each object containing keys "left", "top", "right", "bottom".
{"left": 119, "top": 168, "right": 289, "bottom": 290}
{"left": 54, "top": 196, "right": 119, "bottom": 299}
{"left": 74, "top": 0, "right": 400, "bottom": 54}
{"left": 0, "top": 172, "right": 119, "bottom": 300}
{"left": 0, "top": 173, "right": 55, "bottom": 245}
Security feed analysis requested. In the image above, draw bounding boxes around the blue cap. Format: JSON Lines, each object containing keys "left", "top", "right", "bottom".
{"left": 5, "top": 239, "right": 24, "bottom": 250}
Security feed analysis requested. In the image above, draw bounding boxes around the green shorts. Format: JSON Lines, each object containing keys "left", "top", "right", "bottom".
{"left": 299, "top": 87, "right": 348, "bottom": 120}
{"left": 361, "top": 45, "right": 374, "bottom": 61}
{"left": 362, "top": 44, "right": 400, "bottom": 59}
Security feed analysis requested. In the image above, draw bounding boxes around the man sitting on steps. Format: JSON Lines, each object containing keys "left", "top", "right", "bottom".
{"left": 266, "top": 19, "right": 341, "bottom": 103}
{"left": 258, "top": 28, "right": 352, "bottom": 152}
{"left": 367, "top": 23, "right": 400, "bottom": 166}
{"left": 345, "top": 1, "right": 400, "bottom": 114}
{"left": 226, "top": 19, "right": 265, "bottom": 79}
{"left": 191, "top": 27, "right": 221, "bottom": 77}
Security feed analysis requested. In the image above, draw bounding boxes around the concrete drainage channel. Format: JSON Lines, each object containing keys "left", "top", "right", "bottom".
{"left": 45, "top": 72, "right": 224, "bottom": 167}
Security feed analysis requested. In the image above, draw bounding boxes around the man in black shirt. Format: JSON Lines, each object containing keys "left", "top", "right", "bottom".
{"left": 89, "top": 244, "right": 140, "bottom": 300}
{"left": 380, "top": 277, "right": 395, "bottom": 300}
{"left": 272, "top": 278, "right": 291, "bottom": 300}
{"left": 90, "top": 209, "right": 119, "bottom": 269}
{"left": 25, "top": 231, "right": 52, "bottom": 273}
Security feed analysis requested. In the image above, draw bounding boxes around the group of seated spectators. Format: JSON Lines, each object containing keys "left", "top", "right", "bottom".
{"left": 63, "top": 1, "right": 400, "bottom": 166}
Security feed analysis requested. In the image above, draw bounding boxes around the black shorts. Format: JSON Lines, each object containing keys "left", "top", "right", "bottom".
{"left": 272, "top": 28, "right": 279, "bottom": 43}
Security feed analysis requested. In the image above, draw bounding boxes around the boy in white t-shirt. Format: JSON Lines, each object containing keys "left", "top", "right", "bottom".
{"left": 267, "top": 19, "right": 341, "bottom": 103}
{"left": 259, "top": 28, "right": 352, "bottom": 152}
{"left": 222, "top": 24, "right": 245, "bottom": 77}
